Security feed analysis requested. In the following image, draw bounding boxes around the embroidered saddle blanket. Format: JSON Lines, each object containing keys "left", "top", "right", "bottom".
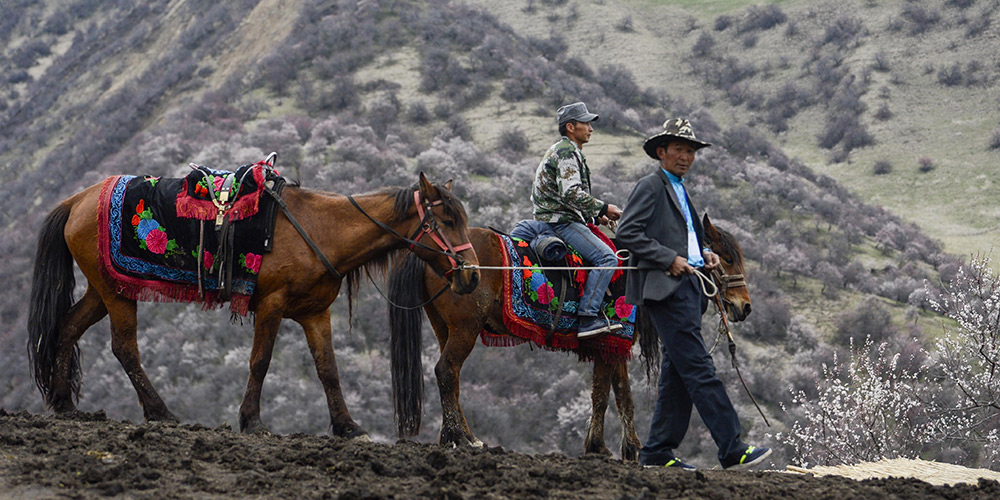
{"left": 480, "top": 228, "right": 637, "bottom": 363}
{"left": 96, "top": 162, "right": 279, "bottom": 315}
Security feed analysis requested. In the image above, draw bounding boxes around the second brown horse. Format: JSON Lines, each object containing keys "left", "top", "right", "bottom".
{"left": 387, "top": 214, "right": 751, "bottom": 459}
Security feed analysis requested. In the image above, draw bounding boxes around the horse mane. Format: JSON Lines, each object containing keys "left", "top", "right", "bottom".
{"left": 391, "top": 182, "right": 469, "bottom": 228}
{"left": 710, "top": 227, "right": 745, "bottom": 270}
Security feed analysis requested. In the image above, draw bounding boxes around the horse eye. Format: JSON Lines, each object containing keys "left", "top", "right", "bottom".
{"left": 442, "top": 220, "right": 456, "bottom": 229}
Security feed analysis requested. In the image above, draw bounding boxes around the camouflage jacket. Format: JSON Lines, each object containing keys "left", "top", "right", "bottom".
{"left": 531, "top": 137, "right": 607, "bottom": 224}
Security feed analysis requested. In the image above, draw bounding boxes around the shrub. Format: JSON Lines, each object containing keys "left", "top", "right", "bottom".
{"left": 834, "top": 301, "right": 896, "bottom": 347}
{"left": 872, "top": 51, "right": 891, "bottom": 72}
{"left": 692, "top": 31, "right": 715, "bottom": 57}
{"left": 988, "top": 127, "right": 1000, "bottom": 150}
{"left": 918, "top": 156, "right": 935, "bottom": 173}
{"left": 407, "top": 101, "right": 431, "bottom": 125}
{"left": 902, "top": 4, "right": 941, "bottom": 34}
{"left": 946, "top": 0, "right": 975, "bottom": 8}
{"left": 873, "top": 160, "right": 893, "bottom": 175}
{"left": 714, "top": 14, "right": 733, "bottom": 31}
{"left": 43, "top": 10, "right": 71, "bottom": 35}
{"left": 497, "top": 128, "right": 530, "bottom": 155}
{"left": 7, "top": 70, "right": 31, "bottom": 85}
{"left": 742, "top": 34, "right": 758, "bottom": 48}
{"left": 965, "top": 13, "right": 990, "bottom": 38}
{"left": 874, "top": 103, "right": 892, "bottom": 121}
{"left": 818, "top": 113, "right": 867, "bottom": 150}
{"left": 615, "top": 16, "right": 634, "bottom": 32}
{"left": 738, "top": 5, "right": 787, "bottom": 33}
{"left": 937, "top": 63, "right": 963, "bottom": 86}
{"left": 821, "top": 16, "right": 863, "bottom": 47}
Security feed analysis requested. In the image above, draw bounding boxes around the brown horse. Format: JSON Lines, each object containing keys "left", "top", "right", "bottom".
{"left": 387, "top": 214, "right": 750, "bottom": 459}
{"left": 28, "top": 172, "right": 480, "bottom": 440}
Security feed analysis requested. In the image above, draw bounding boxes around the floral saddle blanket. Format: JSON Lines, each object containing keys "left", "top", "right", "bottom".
{"left": 96, "top": 161, "right": 282, "bottom": 316}
{"left": 480, "top": 229, "right": 637, "bottom": 363}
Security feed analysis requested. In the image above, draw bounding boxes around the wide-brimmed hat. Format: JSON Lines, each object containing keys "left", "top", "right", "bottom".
{"left": 642, "top": 118, "right": 711, "bottom": 159}
{"left": 557, "top": 102, "right": 599, "bottom": 125}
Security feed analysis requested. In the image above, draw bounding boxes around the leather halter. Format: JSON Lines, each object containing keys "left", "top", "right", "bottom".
{"left": 409, "top": 190, "right": 474, "bottom": 275}
{"left": 710, "top": 266, "right": 745, "bottom": 307}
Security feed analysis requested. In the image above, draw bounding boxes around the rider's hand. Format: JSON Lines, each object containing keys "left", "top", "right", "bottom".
{"left": 703, "top": 250, "right": 720, "bottom": 270}
{"left": 668, "top": 255, "right": 694, "bottom": 276}
{"left": 596, "top": 215, "right": 610, "bottom": 226}
{"left": 604, "top": 204, "right": 622, "bottom": 221}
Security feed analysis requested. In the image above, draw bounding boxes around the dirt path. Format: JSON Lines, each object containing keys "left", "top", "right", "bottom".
{"left": 1, "top": 410, "right": 997, "bottom": 499}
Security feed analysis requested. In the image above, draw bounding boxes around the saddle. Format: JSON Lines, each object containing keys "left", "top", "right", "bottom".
{"left": 97, "top": 154, "right": 285, "bottom": 315}
{"left": 481, "top": 224, "right": 635, "bottom": 364}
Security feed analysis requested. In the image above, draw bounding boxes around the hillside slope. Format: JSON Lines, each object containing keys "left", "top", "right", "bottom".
{"left": 0, "top": 0, "right": 988, "bottom": 470}
{"left": 465, "top": 0, "right": 1000, "bottom": 259}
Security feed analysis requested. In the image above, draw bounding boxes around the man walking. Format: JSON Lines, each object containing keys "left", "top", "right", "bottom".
{"left": 532, "top": 102, "right": 623, "bottom": 338}
{"left": 616, "top": 118, "right": 771, "bottom": 471}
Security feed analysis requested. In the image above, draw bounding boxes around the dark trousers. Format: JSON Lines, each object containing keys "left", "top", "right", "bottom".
{"left": 638, "top": 273, "right": 744, "bottom": 465}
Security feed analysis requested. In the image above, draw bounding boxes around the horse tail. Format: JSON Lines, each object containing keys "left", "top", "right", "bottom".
{"left": 387, "top": 251, "right": 426, "bottom": 437}
{"left": 27, "top": 203, "right": 79, "bottom": 406}
{"left": 635, "top": 306, "right": 661, "bottom": 383}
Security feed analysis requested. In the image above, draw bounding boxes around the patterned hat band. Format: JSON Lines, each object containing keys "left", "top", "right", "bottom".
{"left": 642, "top": 118, "right": 711, "bottom": 159}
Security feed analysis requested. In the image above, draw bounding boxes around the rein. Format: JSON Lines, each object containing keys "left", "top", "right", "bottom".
{"left": 346, "top": 193, "right": 473, "bottom": 277}
{"left": 705, "top": 271, "right": 770, "bottom": 427}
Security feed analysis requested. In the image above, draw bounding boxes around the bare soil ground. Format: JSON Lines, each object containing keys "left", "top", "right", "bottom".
{"left": 1, "top": 410, "right": 997, "bottom": 499}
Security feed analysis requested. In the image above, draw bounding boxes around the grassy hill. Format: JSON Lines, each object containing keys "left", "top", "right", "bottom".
{"left": 464, "top": 0, "right": 1000, "bottom": 261}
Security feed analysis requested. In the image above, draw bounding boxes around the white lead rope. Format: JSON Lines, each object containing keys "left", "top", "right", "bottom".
{"left": 458, "top": 263, "right": 718, "bottom": 298}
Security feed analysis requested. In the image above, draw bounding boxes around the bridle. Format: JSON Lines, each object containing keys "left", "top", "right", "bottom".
{"left": 406, "top": 190, "right": 474, "bottom": 276}
{"left": 709, "top": 266, "right": 746, "bottom": 313}
{"left": 347, "top": 189, "right": 473, "bottom": 278}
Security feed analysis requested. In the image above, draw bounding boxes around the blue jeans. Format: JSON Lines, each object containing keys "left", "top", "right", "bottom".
{"left": 550, "top": 222, "right": 617, "bottom": 317}
{"left": 639, "top": 274, "right": 745, "bottom": 465}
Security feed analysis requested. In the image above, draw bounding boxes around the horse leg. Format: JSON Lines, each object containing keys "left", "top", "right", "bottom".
{"left": 106, "top": 295, "right": 178, "bottom": 422}
{"left": 585, "top": 358, "right": 614, "bottom": 457}
{"left": 298, "top": 310, "right": 368, "bottom": 440}
{"left": 238, "top": 306, "right": 281, "bottom": 434}
{"left": 49, "top": 285, "right": 108, "bottom": 413}
{"left": 427, "top": 308, "right": 481, "bottom": 447}
{"left": 610, "top": 361, "right": 641, "bottom": 462}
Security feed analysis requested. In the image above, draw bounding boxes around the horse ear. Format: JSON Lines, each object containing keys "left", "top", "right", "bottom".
{"left": 418, "top": 171, "right": 436, "bottom": 198}
{"left": 702, "top": 213, "right": 719, "bottom": 238}
{"left": 443, "top": 179, "right": 454, "bottom": 192}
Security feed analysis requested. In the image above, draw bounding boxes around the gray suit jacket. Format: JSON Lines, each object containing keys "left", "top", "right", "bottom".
{"left": 616, "top": 169, "right": 706, "bottom": 304}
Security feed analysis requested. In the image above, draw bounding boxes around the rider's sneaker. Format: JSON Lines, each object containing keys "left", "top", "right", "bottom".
{"left": 721, "top": 445, "right": 772, "bottom": 471}
{"left": 577, "top": 316, "right": 611, "bottom": 338}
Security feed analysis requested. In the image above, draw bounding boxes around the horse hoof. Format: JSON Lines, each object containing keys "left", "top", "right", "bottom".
{"left": 351, "top": 434, "right": 372, "bottom": 443}
{"left": 469, "top": 438, "right": 484, "bottom": 448}
{"left": 330, "top": 423, "right": 368, "bottom": 441}
{"left": 241, "top": 418, "right": 270, "bottom": 435}
{"left": 147, "top": 412, "right": 180, "bottom": 424}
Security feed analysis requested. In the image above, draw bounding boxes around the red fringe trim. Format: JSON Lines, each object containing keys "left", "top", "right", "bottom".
{"left": 97, "top": 175, "right": 251, "bottom": 316}
{"left": 481, "top": 232, "right": 633, "bottom": 364}
{"left": 175, "top": 164, "right": 267, "bottom": 221}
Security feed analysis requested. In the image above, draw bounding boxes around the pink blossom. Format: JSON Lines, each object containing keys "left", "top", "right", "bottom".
{"left": 614, "top": 296, "right": 633, "bottom": 319}
{"left": 212, "top": 176, "right": 224, "bottom": 191}
{"left": 203, "top": 251, "right": 214, "bottom": 270}
{"left": 145, "top": 229, "right": 168, "bottom": 254}
{"left": 537, "top": 283, "right": 555, "bottom": 304}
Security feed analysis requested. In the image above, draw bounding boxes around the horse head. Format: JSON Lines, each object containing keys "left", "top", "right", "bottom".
{"left": 703, "top": 214, "right": 751, "bottom": 322}
{"left": 410, "top": 172, "right": 480, "bottom": 295}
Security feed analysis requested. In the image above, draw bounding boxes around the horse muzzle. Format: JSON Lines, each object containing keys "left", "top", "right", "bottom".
{"left": 450, "top": 267, "right": 480, "bottom": 295}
